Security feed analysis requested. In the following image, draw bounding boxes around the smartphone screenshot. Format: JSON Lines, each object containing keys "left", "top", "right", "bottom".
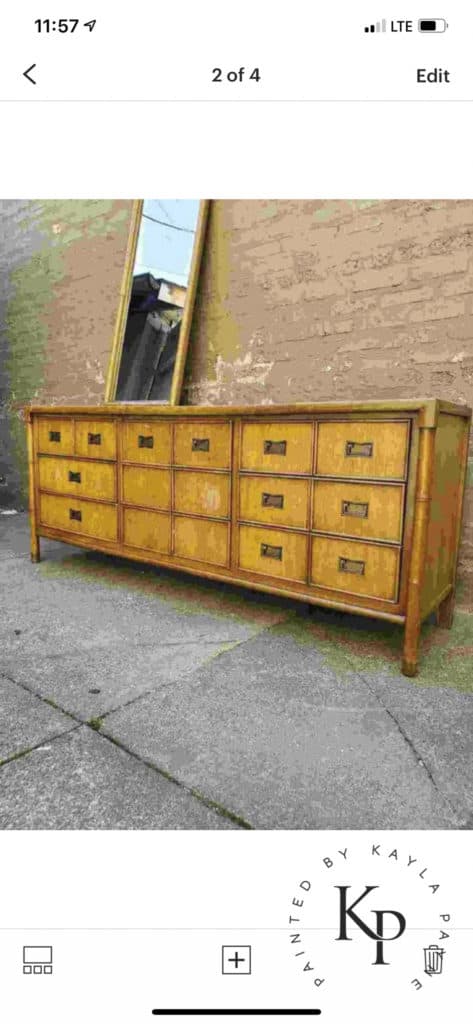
{"left": 0, "top": 2, "right": 472, "bottom": 1022}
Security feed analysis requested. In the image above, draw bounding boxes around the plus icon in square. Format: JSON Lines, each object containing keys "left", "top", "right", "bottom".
{"left": 222, "top": 945, "right": 251, "bottom": 974}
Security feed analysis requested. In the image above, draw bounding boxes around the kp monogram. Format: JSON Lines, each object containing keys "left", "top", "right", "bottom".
{"left": 336, "top": 886, "right": 406, "bottom": 965}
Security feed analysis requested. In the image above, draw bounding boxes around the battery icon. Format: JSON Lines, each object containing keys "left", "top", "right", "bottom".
{"left": 418, "top": 19, "right": 448, "bottom": 32}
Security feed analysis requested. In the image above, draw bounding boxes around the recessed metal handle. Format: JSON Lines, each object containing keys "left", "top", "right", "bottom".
{"left": 338, "top": 556, "right": 365, "bottom": 575}
{"left": 68, "top": 471, "right": 81, "bottom": 484}
{"left": 49, "top": 430, "right": 61, "bottom": 442}
{"left": 264, "top": 440, "right": 287, "bottom": 456}
{"left": 341, "top": 500, "right": 369, "bottom": 519}
{"left": 261, "top": 543, "right": 283, "bottom": 561}
{"left": 192, "top": 438, "right": 210, "bottom": 452}
{"left": 88, "top": 432, "right": 101, "bottom": 445}
{"left": 69, "top": 508, "right": 82, "bottom": 522}
{"left": 138, "top": 435, "right": 154, "bottom": 449}
{"left": 262, "top": 492, "right": 284, "bottom": 509}
{"left": 345, "top": 440, "right": 373, "bottom": 458}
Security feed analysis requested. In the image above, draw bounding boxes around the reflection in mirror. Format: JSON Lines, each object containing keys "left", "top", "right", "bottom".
{"left": 115, "top": 200, "right": 201, "bottom": 401}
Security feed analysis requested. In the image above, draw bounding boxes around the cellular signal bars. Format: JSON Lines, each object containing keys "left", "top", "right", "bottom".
{"left": 364, "top": 20, "right": 387, "bottom": 33}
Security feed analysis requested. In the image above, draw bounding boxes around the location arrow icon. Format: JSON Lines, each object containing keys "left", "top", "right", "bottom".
{"left": 23, "top": 64, "right": 37, "bottom": 85}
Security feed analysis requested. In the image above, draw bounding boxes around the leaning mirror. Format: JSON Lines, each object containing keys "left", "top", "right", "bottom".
{"left": 106, "top": 199, "right": 208, "bottom": 404}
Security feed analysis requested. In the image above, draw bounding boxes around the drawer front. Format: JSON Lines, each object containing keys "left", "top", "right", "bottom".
{"left": 174, "top": 517, "right": 229, "bottom": 566}
{"left": 174, "top": 422, "right": 231, "bottom": 469}
{"left": 123, "top": 508, "right": 171, "bottom": 554}
{"left": 239, "top": 525, "right": 307, "bottom": 582}
{"left": 239, "top": 475, "right": 309, "bottom": 529}
{"left": 74, "top": 419, "right": 117, "bottom": 460}
{"left": 311, "top": 536, "right": 400, "bottom": 602}
{"left": 316, "top": 421, "right": 409, "bottom": 479}
{"left": 122, "top": 466, "right": 171, "bottom": 510}
{"left": 122, "top": 420, "right": 172, "bottom": 465}
{"left": 38, "top": 457, "right": 116, "bottom": 502}
{"left": 39, "top": 493, "right": 117, "bottom": 543}
{"left": 174, "top": 470, "right": 230, "bottom": 519}
{"left": 241, "top": 422, "right": 313, "bottom": 475}
{"left": 37, "top": 417, "right": 74, "bottom": 456}
{"left": 312, "top": 480, "right": 404, "bottom": 543}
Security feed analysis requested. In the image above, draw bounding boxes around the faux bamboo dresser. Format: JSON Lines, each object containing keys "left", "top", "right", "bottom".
{"left": 26, "top": 399, "right": 471, "bottom": 676}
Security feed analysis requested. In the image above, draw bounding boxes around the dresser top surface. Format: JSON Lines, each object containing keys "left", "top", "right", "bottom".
{"left": 26, "top": 398, "right": 471, "bottom": 423}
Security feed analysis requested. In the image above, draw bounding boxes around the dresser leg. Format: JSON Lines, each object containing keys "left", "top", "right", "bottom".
{"left": 436, "top": 589, "right": 455, "bottom": 629}
{"left": 31, "top": 535, "right": 41, "bottom": 563}
{"left": 402, "top": 620, "right": 420, "bottom": 677}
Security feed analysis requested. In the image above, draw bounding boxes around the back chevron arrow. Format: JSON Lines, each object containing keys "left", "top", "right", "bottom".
{"left": 23, "top": 64, "right": 37, "bottom": 84}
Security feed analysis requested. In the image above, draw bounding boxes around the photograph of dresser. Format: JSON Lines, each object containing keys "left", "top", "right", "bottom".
{"left": 26, "top": 399, "right": 471, "bottom": 677}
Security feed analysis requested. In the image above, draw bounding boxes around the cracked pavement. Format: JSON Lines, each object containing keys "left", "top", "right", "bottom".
{"left": 1, "top": 513, "right": 472, "bottom": 829}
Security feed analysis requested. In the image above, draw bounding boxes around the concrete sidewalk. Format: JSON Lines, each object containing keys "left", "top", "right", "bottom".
{"left": 1, "top": 512, "right": 473, "bottom": 829}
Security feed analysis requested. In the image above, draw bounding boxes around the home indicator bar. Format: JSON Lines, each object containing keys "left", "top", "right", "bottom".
{"left": 151, "top": 1012, "right": 322, "bottom": 1018}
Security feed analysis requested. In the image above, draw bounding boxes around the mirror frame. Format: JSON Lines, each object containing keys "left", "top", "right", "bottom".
{"left": 104, "top": 199, "right": 210, "bottom": 405}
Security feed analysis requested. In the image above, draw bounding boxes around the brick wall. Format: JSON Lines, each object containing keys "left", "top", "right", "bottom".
{"left": 0, "top": 199, "right": 134, "bottom": 505}
{"left": 186, "top": 199, "right": 473, "bottom": 605}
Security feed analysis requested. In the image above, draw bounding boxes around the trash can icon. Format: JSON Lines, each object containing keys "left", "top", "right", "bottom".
{"left": 424, "top": 944, "right": 445, "bottom": 975}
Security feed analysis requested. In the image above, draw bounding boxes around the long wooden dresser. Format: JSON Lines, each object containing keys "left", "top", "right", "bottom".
{"left": 26, "top": 399, "right": 471, "bottom": 677}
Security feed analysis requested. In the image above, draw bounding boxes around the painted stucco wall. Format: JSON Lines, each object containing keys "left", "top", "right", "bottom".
{"left": 185, "top": 199, "right": 473, "bottom": 605}
{"left": 0, "top": 199, "right": 134, "bottom": 506}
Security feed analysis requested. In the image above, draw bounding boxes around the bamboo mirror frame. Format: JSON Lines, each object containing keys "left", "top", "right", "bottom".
{"left": 104, "top": 199, "right": 209, "bottom": 405}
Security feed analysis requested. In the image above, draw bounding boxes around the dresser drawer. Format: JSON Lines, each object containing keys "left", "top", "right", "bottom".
{"left": 74, "top": 419, "right": 117, "bottom": 460}
{"left": 239, "top": 525, "right": 307, "bottom": 582}
{"left": 39, "top": 493, "right": 117, "bottom": 543}
{"left": 37, "top": 417, "right": 74, "bottom": 456}
{"left": 38, "top": 457, "right": 116, "bottom": 502}
{"left": 122, "top": 466, "right": 171, "bottom": 510}
{"left": 311, "top": 536, "right": 400, "bottom": 602}
{"left": 122, "top": 419, "right": 172, "bottom": 465}
{"left": 174, "top": 470, "right": 230, "bottom": 519}
{"left": 241, "top": 422, "right": 313, "bottom": 475}
{"left": 316, "top": 420, "right": 409, "bottom": 479}
{"left": 123, "top": 509, "right": 171, "bottom": 554}
{"left": 174, "top": 517, "right": 229, "bottom": 566}
{"left": 239, "top": 475, "right": 309, "bottom": 529}
{"left": 312, "top": 480, "right": 404, "bottom": 543}
{"left": 174, "top": 421, "right": 231, "bottom": 469}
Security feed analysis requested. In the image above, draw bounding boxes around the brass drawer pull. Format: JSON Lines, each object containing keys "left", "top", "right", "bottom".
{"left": 138, "top": 435, "right": 154, "bottom": 448}
{"left": 264, "top": 440, "right": 287, "bottom": 456}
{"left": 49, "top": 430, "right": 61, "bottom": 442}
{"left": 192, "top": 438, "right": 210, "bottom": 452}
{"left": 338, "top": 556, "right": 365, "bottom": 575}
{"left": 345, "top": 440, "right": 373, "bottom": 458}
{"left": 262, "top": 492, "right": 284, "bottom": 509}
{"left": 88, "top": 432, "right": 101, "bottom": 445}
{"left": 68, "top": 471, "right": 81, "bottom": 484}
{"left": 341, "top": 500, "right": 369, "bottom": 518}
{"left": 261, "top": 543, "right": 283, "bottom": 560}
{"left": 69, "top": 508, "right": 82, "bottom": 522}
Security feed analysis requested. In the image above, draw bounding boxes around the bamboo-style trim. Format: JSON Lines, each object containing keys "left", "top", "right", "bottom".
{"left": 116, "top": 415, "right": 124, "bottom": 546}
{"left": 26, "top": 414, "right": 40, "bottom": 562}
{"left": 104, "top": 200, "right": 143, "bottom": 402}
{"left": 27, "top": 400, "right": 469, "bottom": 419}
{"left": 402, "top": 427, "right": 436, "bottom": 675}
{"left": 169, "top": 199, "right": 210, "bottom": 405}
{"left": 230, "top": 419, "right": 242, "bottom": 570}
{"left": 437, "top": 413, "right": 472, "bottom": 627}
{"left": 170, "top": 420, "right": 176, "bottom": 556}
